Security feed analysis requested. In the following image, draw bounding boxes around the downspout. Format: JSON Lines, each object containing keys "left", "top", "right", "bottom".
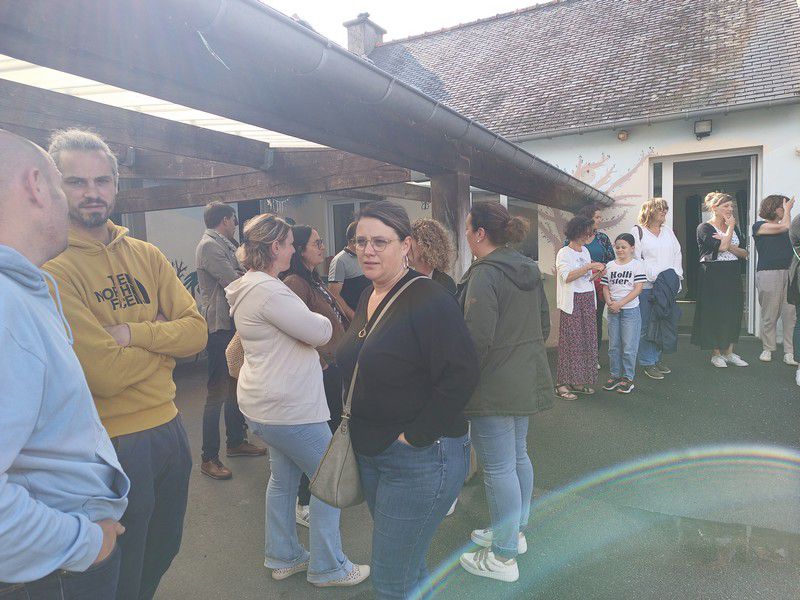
{"left": 165, "top": 0, "right": 613, "bottom": 206}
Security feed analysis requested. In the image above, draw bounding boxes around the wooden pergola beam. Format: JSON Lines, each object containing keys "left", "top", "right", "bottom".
{"left": 0, "top": 78, "right": 271, "bottom": 171}
{"left": 431, "top": 157, "right": 472, "bottom": 279}
{"left": 337, "top": 183, "right": 431, "bottom": 203}
{"left": 115, "top": 150, "right": 413, "bottom": 213}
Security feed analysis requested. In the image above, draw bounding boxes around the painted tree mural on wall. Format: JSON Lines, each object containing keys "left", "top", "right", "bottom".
{"left": 538, "top": 149, "right": 655, "bottom": 272}
{"left": 171, "top": 259, "right": 199, "bottom": 298}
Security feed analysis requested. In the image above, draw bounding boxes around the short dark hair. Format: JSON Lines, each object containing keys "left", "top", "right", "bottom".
{"left": 577, "top": 203, "right": 602, "bottom": 219}
{"left": 204, "top": 201, "right": 235, "bottom": 228}
{"left": 357, "top": 201, "right": 412, "bottom": 240}
{"left": 469, "top": 201, "right": 528, "bottom": 245}
{"left": 615, "top": 233, "right": 636, "bottom": 247}
{"left": 345, "top": 221, "right": 358, "bottom": 243}
{"left": 565, "top": 215, "right": 594, "bottom": 242}
{"left": 759, "top": 194, "right": 788, "bottom": 221}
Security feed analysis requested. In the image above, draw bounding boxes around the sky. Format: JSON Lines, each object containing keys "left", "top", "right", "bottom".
{"left": 264, "top": 0, "right": 549, "bottom": 46}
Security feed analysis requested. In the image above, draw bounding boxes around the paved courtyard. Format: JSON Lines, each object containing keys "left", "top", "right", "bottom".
{"left": 156, "top": 336, "right": 800, "bottom": 599}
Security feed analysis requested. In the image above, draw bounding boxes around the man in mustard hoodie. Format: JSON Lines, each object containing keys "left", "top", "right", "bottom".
{"left": 43, "top": 129, "right": 207, "bottom": 600}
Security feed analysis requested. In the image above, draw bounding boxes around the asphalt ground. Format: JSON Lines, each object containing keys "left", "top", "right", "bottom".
{"left": 156, "top": 335, "right": 800, "bottom": 599}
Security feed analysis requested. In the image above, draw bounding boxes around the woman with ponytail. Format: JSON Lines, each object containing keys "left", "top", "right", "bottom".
{"left": 457, "top": 202, "right": 554, "bottom": 583}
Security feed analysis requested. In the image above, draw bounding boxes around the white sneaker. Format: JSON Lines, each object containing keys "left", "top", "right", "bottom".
{"left": 711, "top": 355, "right": 728, "bottom": 368}
{"left": 470, "top": 528, "right": 527, "bottom": 554}
{"left": 784, "top": 353, "right": 798, "bottom": 366}
{"left": 271, "top": 560, "right": 309, "bottom": 581}
{"left": 796, "top": 367, "right": 800, "bottom": 387}
{"left": 460, "top": 548, "right": 519, "bottom": 582}
{"left": 313, "top": 564, "right": 370, "bottom": 587}
{"left": 759, "top": 350, "right": 772, "bottom": 362}
{"left": 723, "top": 353, "right": 749, "bottom": 367}
{"left": 446, "top": 498, "right": 458, "bottom": 517}
{"left": 295, "top": 503, "right": 310, "bottom": 528}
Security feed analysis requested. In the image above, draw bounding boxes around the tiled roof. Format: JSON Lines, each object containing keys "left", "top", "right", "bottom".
{"left": 369, "top": 0, "right": 800, "bottom": 139}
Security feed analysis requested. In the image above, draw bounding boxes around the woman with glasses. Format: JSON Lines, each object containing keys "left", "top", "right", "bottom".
{"left": 225, "top": 215, "right": 368, "bottom": 588}
{"left": 630, "top": 198, "right": 683, "bottom": 380}
{"left": 280, "top": 225, "right": 351, "bottom": 529}
{"left": 336, "top": 201, "right": 479, "bottom": 599}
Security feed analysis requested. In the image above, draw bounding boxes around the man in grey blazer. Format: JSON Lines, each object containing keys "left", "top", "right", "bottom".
{"left": 195, "top": 202, "right": 265, "bottom": 480}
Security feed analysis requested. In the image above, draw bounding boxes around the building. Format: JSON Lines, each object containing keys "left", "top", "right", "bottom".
{"left": 363, "top": 0, "right": 800, "bottom": 334}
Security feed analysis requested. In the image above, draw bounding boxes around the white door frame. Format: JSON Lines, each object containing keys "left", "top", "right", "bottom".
{"left": 650, "top": 146, "right": 763, "bottom": 335}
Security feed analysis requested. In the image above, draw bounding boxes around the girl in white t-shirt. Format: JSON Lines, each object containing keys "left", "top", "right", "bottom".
{"left": 600, "top": 234, "right": 646, "bottom": 393}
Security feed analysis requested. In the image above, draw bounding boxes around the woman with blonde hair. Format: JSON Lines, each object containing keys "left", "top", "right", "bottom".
{"left": 225, "top": 214, "right": 368, "bottom": 588}
{"left": 630, "top": 198, "right": 683, "bottom": 380}
{"left": 409, "top": 218, "right": 457, "bottom": 294}
{"left": 691, "top": 192, "right": 749, "bottom": 367}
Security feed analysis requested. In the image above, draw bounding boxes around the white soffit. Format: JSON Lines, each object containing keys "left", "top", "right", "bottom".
{"left": 0, "top": 54, "right": 322, "bottom": 148}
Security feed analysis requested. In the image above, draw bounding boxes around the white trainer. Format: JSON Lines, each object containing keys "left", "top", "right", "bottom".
{"left": 784, "top": 353, "right": 798, "bottom": 366}
{"left": 270, "top": 560, "right": 308, "bottom": 581}
{"left": 710, "top": 355, "right": 728, "bottom": 368}
{"left": 295, "top": 503, "right": 310, "bottom": 528}
{"left": 759, "top": 350, "right": 772, "bottom": 362}
{"left": 446, "top": 497, "right": 458, "bottom": 517}
{"left": 470, "top": 528, "right": 527, "bottom": 554}
{"left": 460, "top": 548, "right": 519, "bottom": 582}
{"left": 313, "top": 564, "right": 370, "bottom": 587}
{"left": 723, "top": 353, "right": 749, "bottom": 367}
{"left": 796, "top": 367, "right": 800, "bottom": 387}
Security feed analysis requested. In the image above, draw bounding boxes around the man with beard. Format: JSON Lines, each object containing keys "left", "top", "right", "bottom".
{"left": 0, "top": 129, "right": 129, "bottom": 598}
{"left": 43, "top": 129, "right": 207, "bottom": 600}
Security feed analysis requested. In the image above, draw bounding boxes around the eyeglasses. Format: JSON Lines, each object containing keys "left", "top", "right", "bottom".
{"left": 354, "top": 236, "right": 399, "bottom": 252}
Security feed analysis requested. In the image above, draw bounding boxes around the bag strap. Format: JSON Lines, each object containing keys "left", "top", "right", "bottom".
{"left": 342, "top": 276, "right": 425, "bottom": 419}
{"left": 636, "top": 225, "right": 643, "bottom": 241}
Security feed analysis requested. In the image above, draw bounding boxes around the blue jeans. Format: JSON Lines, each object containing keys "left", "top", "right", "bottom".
{"left": 358, "top": 434, "right": 469, "bottom": 599}
{"left": 608, "top": 308, "right": 642, "bottom": 380}
{"left": 247, "top": 420, "right": 353, "bottom": 584}
{"left": 112, "top": 415, "right": 192, "bottom": 600}
{"left": 470, "top": 417, "right": 533, "bottom": 560}
{"left": 637, "top": 288, "right": 661, "bottom": 366}
{"left": 0, "top": 544, "right": 121, "bottom": 599}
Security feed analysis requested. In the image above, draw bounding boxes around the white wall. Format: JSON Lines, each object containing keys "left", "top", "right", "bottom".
{"left": 520, "top": 104, "right": 800, "bottom": 340}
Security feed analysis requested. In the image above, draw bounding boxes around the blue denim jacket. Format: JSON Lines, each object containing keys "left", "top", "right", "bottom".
{"left": 0, "top": 245, "right": 129, "bottom": 583}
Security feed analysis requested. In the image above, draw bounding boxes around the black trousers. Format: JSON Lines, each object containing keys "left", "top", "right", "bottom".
{"left": 112, "top": 415, "right": 192, "bottom": 600}
{"left": 297, "top": 364, "right": 344, "bottom": 506}
{"left": 201, "top": 329, "right": 246, "bottom": 462}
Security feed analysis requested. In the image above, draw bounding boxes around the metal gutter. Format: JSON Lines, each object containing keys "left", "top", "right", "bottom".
{"left": 509, "top": 96, "right": 800, "bottom": 142}
{"left": 165, "top": 0, "right": 613, "bottom": 206}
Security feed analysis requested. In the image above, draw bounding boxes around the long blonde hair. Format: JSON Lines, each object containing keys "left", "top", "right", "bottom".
{"left": 638, "top": 198, "right": 669, "bottom": 228}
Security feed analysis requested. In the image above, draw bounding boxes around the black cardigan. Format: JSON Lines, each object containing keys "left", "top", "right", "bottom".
{"left": 335, "top": 270, "right": 480, "bottom": 456}
{"left": 697, "top": 222, "right": 746, "bottom": 262}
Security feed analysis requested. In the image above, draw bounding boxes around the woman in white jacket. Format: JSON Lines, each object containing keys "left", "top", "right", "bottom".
{"left": 225, "top": 214, "right": 368, "bottom": 588}
{"left": 630, "top": 198, "right": 683, "bottom": 380}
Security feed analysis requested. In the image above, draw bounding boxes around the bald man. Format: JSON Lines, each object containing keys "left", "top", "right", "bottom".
{"left": 0, "top": 130, "right": 129, "bottom": 599}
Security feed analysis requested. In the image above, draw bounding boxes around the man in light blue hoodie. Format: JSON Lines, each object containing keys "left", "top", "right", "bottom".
{"left": 0, "top": 130, "right": 129, "bottom": 598}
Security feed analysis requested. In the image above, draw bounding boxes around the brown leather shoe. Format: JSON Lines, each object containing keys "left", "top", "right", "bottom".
{"left": 201, "top": 458, "right": 232, "bottom": 480}
{"left": 226, "top": 441, "right": 267, "bottom": 457}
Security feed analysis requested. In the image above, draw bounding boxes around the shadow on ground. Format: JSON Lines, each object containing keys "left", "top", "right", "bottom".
{"left": 156, "top": 336, "right": 800, "bottom": 599}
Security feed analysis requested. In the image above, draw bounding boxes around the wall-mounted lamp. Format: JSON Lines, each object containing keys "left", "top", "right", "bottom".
{"left": 617, "top": 130, "right": 629, "bottom": 142}
{"left": 694, "top": 119, "right": 712, "bottom": 140}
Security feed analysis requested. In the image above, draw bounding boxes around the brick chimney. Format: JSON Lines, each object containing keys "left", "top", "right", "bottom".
{"left": 343, "top": 13, "right": 386, "bottom": 56}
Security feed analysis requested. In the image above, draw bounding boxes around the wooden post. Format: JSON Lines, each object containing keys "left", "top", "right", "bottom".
{"left": 431, "top": 157, "right": 472, "bottom": 280}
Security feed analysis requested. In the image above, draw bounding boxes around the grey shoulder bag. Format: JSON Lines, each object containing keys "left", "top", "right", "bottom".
{"left": 310, "top": 276, "right": 425, "bottom": 508}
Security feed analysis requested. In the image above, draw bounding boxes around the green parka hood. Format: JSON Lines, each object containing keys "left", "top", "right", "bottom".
{"left": 460, "top": 246, "right": 541, "bottom": 291}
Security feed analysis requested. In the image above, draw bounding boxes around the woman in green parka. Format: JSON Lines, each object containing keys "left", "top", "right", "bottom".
{"left": 457, "top": 201, "right": 554, "bottom": 584}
